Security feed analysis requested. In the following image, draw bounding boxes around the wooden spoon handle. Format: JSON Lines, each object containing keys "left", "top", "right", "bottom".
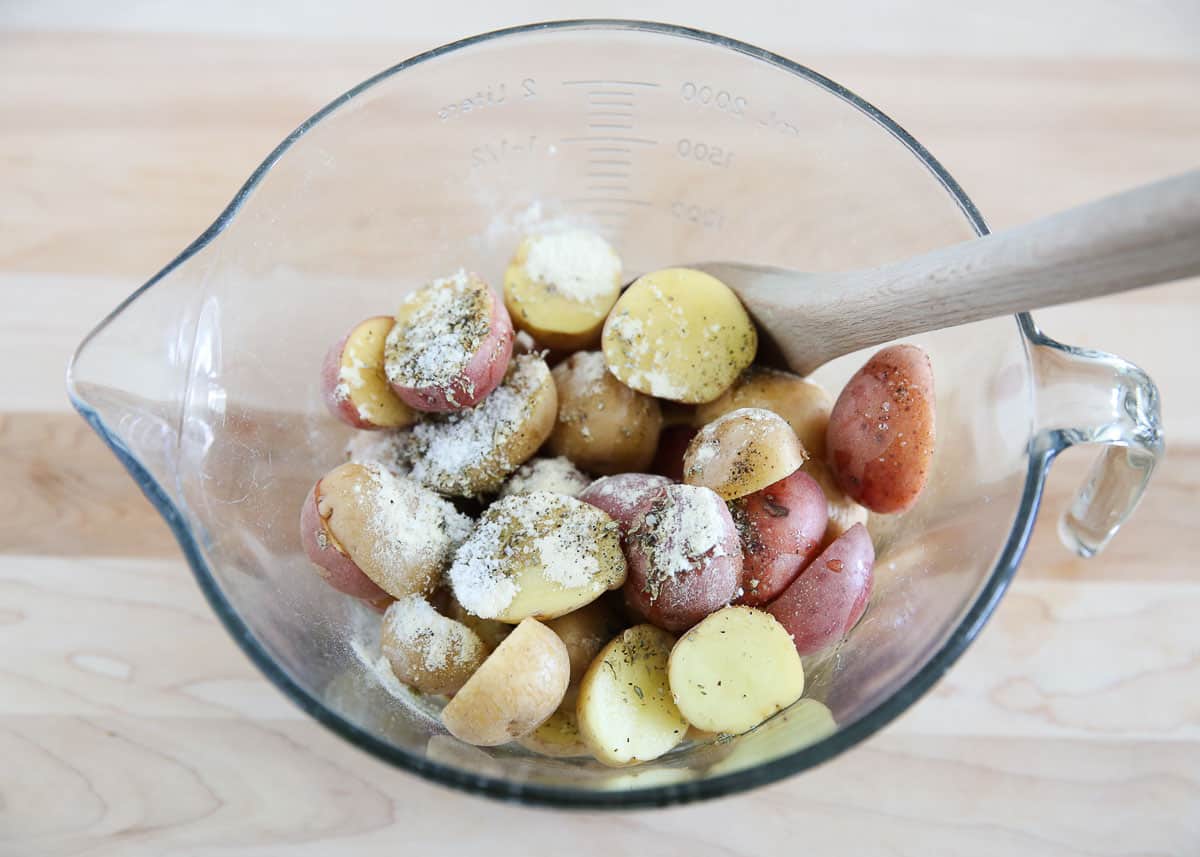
{"left": 832, "top": 169, "right": 1200, "bottom": 351}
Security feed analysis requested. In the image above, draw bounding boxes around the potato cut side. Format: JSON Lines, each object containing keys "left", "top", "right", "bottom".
{"left": 576, "top": 624, "right": 689, "bottom": 766}
{"left": 601, "top": 267, "right": 756, "bottom": 404}
{"left": 694, "top": 367, "right": 830, "bottom": 460}
{"left": 668, "top": 606, "right": 804, "bottom": 734}
{"left": 517, "top": 705, "right": 590, "bottom": 758}
{"left": 684, "top": 407, "right": 808, "bottom": 500}
{"left": 441, "top": 618, "right": 570, "bottom": 746}
{"left": 448, "top": 492, "right": 626, "bottom": 622}
{"left": 504, "top": 231, "right": 623, "bottom": 351}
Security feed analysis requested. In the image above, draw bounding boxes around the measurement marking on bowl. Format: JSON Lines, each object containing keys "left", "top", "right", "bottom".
{"left": 563, "top": 197, "right": 653, "bottom": 207}
{"left": 587, "top": 145, "right": 634, "bottom": 154}
{"left": 585, "top": 171, "right": 631, "bottom": 179}
{"left": 588, "top": 159, "right": 633, "bottom": 166}
{"left": 562, "top": 79, "right": 660, "bottom": 87}
{"left": 561, "top": 136, "right": 658, "bottom": 145}
{"left": 588, "top": 111, "right": 635, "bottom": 119}
{"left": 585, "top": 89, "right": 637, "bottom": 98}
{"left": 590, "top": 100, "right": 635, "bottom": 108}
{"left": 588, "top": 123, "right": 636, "bottom": 130}
{"left": 587, "top": 184, "right": 633, "bottom": 192}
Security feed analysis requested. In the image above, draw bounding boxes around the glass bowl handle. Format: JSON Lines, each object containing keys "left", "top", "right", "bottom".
{"left": 1027, "top": 318, "right": 1164, "bottom": 557}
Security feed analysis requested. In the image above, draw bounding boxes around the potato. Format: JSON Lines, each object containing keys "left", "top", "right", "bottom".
{"left": 576, "top": 624, "right": 688, "bottom": 766}
{"left": 651, "top": 425, "right": 697, "bottom": 481}
{"left": 802, "top": 457, "right": 869, "bottom": 549}
{"left": 516, "top": 705, "right": 590, "bottom": 758}
{"left": 321, "top": 316, "right": 417, "bottom": 430}
{"left": 498, "top": 456, "right": 590, "bottom": 499}
{"left": 826, "top": 344, "right": 936, "bottom": 514}
{"left": 299, "top": 462, "right": 467, "bottom": 599}
{"left": 729, "top": 469, "right": 828, "bottom": 607}
{"left": 601, "top": 267, "right": 757, "bottom": 404}
{"left": 381, "top": 595, "right": 487, "bottom": 695}
{"left": 444, "top": 596, "right": 512, "bottom": 652}
{"left": 694, "top": 367, "right": 831, "bottom": 461}
{"left": 406, "top": 354, "right": 558, "bottom": 497}
{"left": 448, "top": 491, "right": 626, "bottom": 622}
{"left": 547, "top": 599, "right": 627, "bottom": 689}
{"left": 384, "top": 270, "right": 514, "bottom": 412}
{"left": 765, "top": 523, "right": 875, "bottom": 656}
{"left": 578, "top": 472, "right": 672, "bottom": 534}
{"left": 668, "top": 606, "right": 804, "bottom": 734}
{"left": 623, "top": 484, "right": 742, "bottom": 632}
{"left": 683, "top": 408, "right": 808, "bottom": 501}
{"left": 441, "top": 618, "right": 569, "bottom": 746}
{"left": 503, "top": 230, "right": 623, "bottom": 351}
{"left": 548, "top": 351, "right": 663, "bottom": 474}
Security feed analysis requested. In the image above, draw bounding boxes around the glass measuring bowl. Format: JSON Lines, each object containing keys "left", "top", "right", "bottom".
{"left": 66, "top": 21, "right": 1162, "bottom": 807}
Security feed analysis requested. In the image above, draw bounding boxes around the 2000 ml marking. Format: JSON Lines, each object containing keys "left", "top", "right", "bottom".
{"left": 679, "top": 80, "right": 801, "bottom": 137}
{"left": 439, "top": 78, "right": 537, "bottom": 120}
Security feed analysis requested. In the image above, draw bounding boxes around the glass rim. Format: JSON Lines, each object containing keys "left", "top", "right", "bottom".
{"left": 67, "top": 18, "right": 1046, "bottom": 809}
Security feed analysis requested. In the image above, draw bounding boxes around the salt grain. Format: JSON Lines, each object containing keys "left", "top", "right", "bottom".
{"left": 499, "top": 456, "right": 590, "bottom": 499}
{"left": 630, "top": 484, "right": 731, "bottom": 600}
{"left": 382, "top": 595, "right": 484, "bottom": 673}
{"left": 523, "top": 230, "right": 621, "bottom": 303}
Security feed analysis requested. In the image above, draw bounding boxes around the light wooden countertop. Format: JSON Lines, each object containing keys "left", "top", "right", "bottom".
{"left": 2, "top": 4, "right": 1198, "bottom": 855}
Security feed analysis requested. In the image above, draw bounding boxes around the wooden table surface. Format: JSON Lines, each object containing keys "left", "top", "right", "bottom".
{"left": 2, "top": 3, "right": 1198, "bottom": 855}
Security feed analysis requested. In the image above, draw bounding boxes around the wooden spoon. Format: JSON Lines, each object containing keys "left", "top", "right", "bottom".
{"left": 699, "top": 170, "right": 1200, "bottom": 375}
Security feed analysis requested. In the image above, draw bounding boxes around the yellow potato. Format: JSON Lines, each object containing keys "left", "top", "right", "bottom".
{"left": 504, "top": 230, "right": 623, "bottom": 350}
{"left": 406, "top": 354, "right": 558, "bottom": 497}
{"left": 448, "top": 492, "right": 626, "bottom": 622}
{"left": 668, "top": 606, "right": 805, "bottom": 734}
{"left": 546, "top": 599, "right": 627, "bottom": 688}
{"left": 802, "top": 457, "right": 870, "bottom": 549}
{"left": 381, "top": 595, "right": 487, "bottom": 696}
{"left": 516, "top": 705, "right": 590, "bottom": 758}
{"left": 694, "top": 367, "right": 832, "bottom": 461}
{"left": 683, "top": 408, "right": 808, "bottom": 500}
{"left": 601, "top": 268, "right": 757, "bottom": 404}
{"left": 576, "top": 624, "right": 689, "bottom": 767}
{"left": 441, "top": 618, "right": 570, "bottom": 746}
{"left": 548, "top": 351, "right": 663, "bottom": 475}
{"left": 497, "top": 456, "right": 591, "bottom": 499}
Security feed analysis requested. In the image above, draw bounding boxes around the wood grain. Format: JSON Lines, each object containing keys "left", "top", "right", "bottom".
{"left": 3, "top": 9, "right": 1199, "bottom": 856}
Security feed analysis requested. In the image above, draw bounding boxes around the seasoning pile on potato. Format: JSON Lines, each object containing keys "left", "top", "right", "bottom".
{"left": 300, "top": 230, "right": 937, "bottom": 765}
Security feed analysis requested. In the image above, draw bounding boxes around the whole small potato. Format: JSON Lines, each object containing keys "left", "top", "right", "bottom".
{"left": 384, "top": 270, "right": 514, "bottom": 413}
{"left": 802, "top": 457, "right": 869, "bottom": 549}
{"left": 578, "top": 472, "right": 672, "bottom": 534}
{"left": 548, "top": 351, "right": 663, "bottom": 475}
{"left": 826, "top": 344, "right": 935, "bottom": 514}
{"left": 602, "top": 267, "right": 757, "bottom": 404}
{"left": 503, "top": 230, "right": 623, "bottom": 351}
{"left": 441, "top": 618, "right": 570, "bottom": 746}
{"left": 407, "top": 354, "right": 558, "bottom": 497}
{"left": 684, "top": 408, "right": 808, "bottom": 500}
{"left": 498, "top": 456, "right": 591, "bottom": 499}
{"left": 651, "top": 425, "right": 697, "bottom": 481}
{"left": 381, "top": 595, "right": 487, "bottom": 696}
{"left": 321, "top": 316, "right": 417, "bottom": 430}
{"left": 694, "top": 367, "right": 831, "bottom": 460}
{"left": 448, "top": 492, "right": 626, "bottom": 622}
{"left": 623, "top": 484, "right": 742, "bottom": 632}
{"left": 765, "top": 523, "right": 875, "bottom": 656}
{"left": 730, "top": 469, "right": 828, "bottom": 606}
{"left": 299, "top": 462, "right": 463, "bottom": 600}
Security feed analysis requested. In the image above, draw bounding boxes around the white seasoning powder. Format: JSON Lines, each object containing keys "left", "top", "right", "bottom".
{"left": 383, "top": 595, "right": 482, "bottom": 673}
{"left": 631, "top": 485, "right": 730, "bottom": 599}
{"left": 361, "top": 464, "right": 455, "bottom": 589}
{"left": 384, "top": 270, "right": 489, "bottom": 395}
{"left": 498, "top": 456, "right": 590, "bottom": 499}
{"left": 523, "top": 230, "right": 621, "bottom": 303}
{"left": 447, "top": 513, "right": 520, "bottom": 618}
{"left": 345, "top": 431, "right": 413, "bottom": 478}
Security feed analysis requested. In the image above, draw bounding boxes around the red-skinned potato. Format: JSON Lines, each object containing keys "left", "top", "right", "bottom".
{"left": 321, "top": 316, "right": 418, "bottom": 430}
{"left": 623, "top": 484, "right": 742, "bottom": 632}
{"left": 651, "top": 425, "right": 697, "bottom": 481}
{"left": 299, "top": 480, "right": 391, "bottom": 602}
{"left": 579, "top": 473, "right": 672, "bottom": 534}
{"left": 826, "top": 344, "right": 935, "bottom": 514}
{"left": 384, "top": 271, "right": 514, "bottom": 412}
{"left": 730, "top": 469, "right": 828, "bottom": 607}
{"left": 765, "top": 523, "right": 874, "bottom": 656}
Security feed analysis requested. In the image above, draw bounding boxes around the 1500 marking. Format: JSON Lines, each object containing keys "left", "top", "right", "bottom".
{"left": 676, "top": 138, "right": 734, "bottom": 168}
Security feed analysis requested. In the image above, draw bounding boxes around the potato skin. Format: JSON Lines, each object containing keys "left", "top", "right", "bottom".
{"left": 578, "top": 473, "right": 672, "bottom": 533}
{"left": 440, "top": 618, "right": 570, "bottom": 746}
{"left": 298, "top": 480, "right": 391, "bottom": 602}
{"left": 546, "top": 599, "right": 627, "bottom": 688}
{"left": 695, "top": 368, "right": 831, "bottom": 461}
{"left": 683, "top": 408, "right": 808, "bottom": 501}
{"left": 826, "top": 344, "right": 935, "bottom": 514}
{"left": 548, "top": 351, "right": 663, "bottom": 475}
{"left": 321, "top": 316, "right": 417, "bottom": 430}
{"left": 623, "top": 484, "right": 742, "bottom": 632}
{"left": 381, "top": 596, "right": 487, "bottom": 696}
{"left": 765, "top": 523, "right": 875, "bottom": 656}
{"left": 730, "top": 469, "right": 828, "bottom": 607}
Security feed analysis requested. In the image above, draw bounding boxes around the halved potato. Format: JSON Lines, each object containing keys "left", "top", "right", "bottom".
{"left": 381, "top": 595, "right": 487, "bottom": 696}
{"left": 668, "top": 606, "right": 804, "bottom": 734}
{"left": 447, "top": 492, "right": 626, "bottom": 622}
{"left": 576, "top": 625, "right": 689, "bottom": 766}
{"left": 601, "top": 268, "right": 756, "bottom": 404}
{"left": 694, "top": 367, "right": 831, "bottom": 460}
{"left": 504, "top": 230, "right": 623, "bottom": 351}
{"left": 321, "top": 316, "right": 417, "bottom": 430}
{"left": 683, "top": 408, "right": 808, "bottom": 500}
{"left": 516, "top": 705, "right": 590, "bottom": 758}
{"left": 498, "top": 456, "right": 591, "bottom": 499}
{"left": 441, "top": 618, "right": 570, "bottom": 746}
